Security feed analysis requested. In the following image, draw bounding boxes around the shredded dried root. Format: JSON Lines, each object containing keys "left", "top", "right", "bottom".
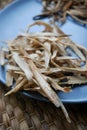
{"left": 1, "top": 21, "right": 87, "bottom": 122}
{"left": 34, "top": 0, "right": 87, "bottom": 25}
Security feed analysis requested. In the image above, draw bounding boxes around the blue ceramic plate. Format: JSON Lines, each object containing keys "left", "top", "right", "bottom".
{"left": 0, "top": 0, "right": 87, "bottom": 103}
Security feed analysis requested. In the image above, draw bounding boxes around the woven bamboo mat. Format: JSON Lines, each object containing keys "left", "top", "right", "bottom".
{"left": 0, "top": 1, "right": 87, "bottom": 130}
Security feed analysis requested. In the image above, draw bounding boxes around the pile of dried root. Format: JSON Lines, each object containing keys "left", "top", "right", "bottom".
{"left": 35, "top": 0, "right": 87, "bottom": 24}
{"left": 1, "top": 21, "right": 87, "bottom": 122}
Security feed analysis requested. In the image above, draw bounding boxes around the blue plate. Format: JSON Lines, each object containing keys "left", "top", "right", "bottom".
{"left": 0, "top": 0, "right": 87, "bottom": 103}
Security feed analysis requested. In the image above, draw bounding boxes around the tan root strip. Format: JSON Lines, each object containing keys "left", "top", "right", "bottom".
{"left": 5, "top": 78, "right": 27, "bottom": 96}
{"left": 44, "top": 42, "right": 51, "bottom": 68}
{"left": 59, "top": 76, "right": 87, "bottom": 85}
{"left": 39, "top": 0, "right": 87, "bottom": 25}
{"left": 0, "top": 47, "right": 5, "bottom": 65}
{"left": 27, "top": 58, "right": 60, "bottom": 107}
{"left": 6, "top": 71, "right": 13, "bottom": 87}
{"left": 48, "top": 77, "right": 71, "bottom": 92}
{"left": 12, "top": 52, "right": 33, "bottom": 80}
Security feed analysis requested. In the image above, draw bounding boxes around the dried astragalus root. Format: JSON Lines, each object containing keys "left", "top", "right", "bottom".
{"left": 1, "top": 21, "right": 87, "bottom": 122}
{"left": 34, "top": 0, "right": 87, "bottom": 25}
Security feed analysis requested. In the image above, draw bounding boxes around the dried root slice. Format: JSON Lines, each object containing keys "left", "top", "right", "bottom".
{"left": 59, "top": 76, "right": 87, "bottom": 85}
{"left": 47, "top": 77, "right": 71, "bottom": 92}
{"left": 37, "top": 0, "right": 87, "bottom": 25}
{"left": 28, "top": 58, "right": 60, "bottom": 107}
{"left": 12, "top": 52, "right": 33, "bottom": 81}
{"left": 44, "top": 42, "right": 51, "bottom": 68}
{"left": 1, "top": 21, "right": 87, "bottom": 122}
{"left": 5, "top": 78, "right": 27, "bottom": 96}
{"left": 6, "top": 71, "right": 13, "bottom": 87}
{"left": 0, "top": 47, "right": 8, "bottom": 66}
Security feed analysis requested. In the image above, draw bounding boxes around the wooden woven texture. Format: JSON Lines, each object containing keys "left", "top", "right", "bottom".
{"left": 0, "top": 0, "right": 87, "bottom": 130}
{"left": 0, "top": 82, "right": 87, "bottom": 130}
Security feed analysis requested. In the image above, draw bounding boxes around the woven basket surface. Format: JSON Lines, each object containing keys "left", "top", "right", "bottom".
{"left": 0, "top": 1, "right": 87, "bottom": 130}
{"left": 0, "top": 83, "right": 87, "bottom": 130}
